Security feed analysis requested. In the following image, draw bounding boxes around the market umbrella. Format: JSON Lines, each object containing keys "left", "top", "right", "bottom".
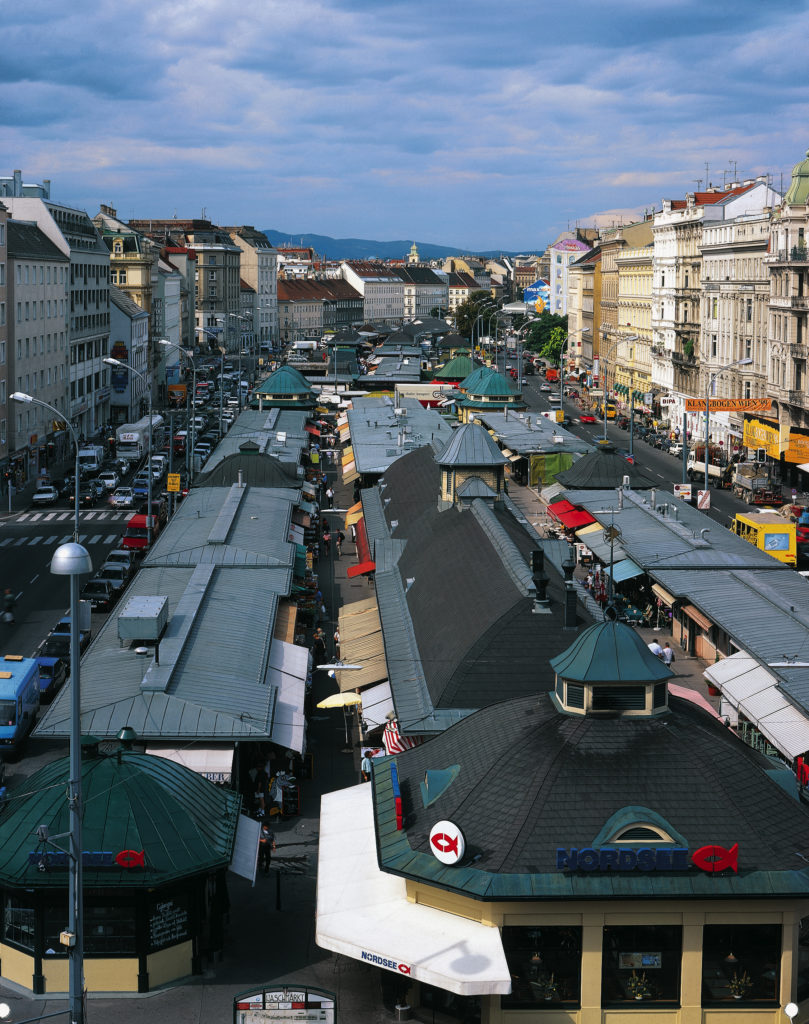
{"left": 317, "top": 692, "right": 362, "bottom": 709}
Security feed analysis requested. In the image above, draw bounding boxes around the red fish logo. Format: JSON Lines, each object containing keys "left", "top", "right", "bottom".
{"left": 692, "top": 844, "right": 738, "bottom": 874}
{"left": 398, "top": 964, "right": 411, "bottom": 975}
{"left": 115, "top": 849, "right": 145, "bottom": 869}
{"left": 431, "top": 833, "right": 459, "bottom": 856}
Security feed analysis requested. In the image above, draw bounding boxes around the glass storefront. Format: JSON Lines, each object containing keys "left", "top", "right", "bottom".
{"left": 702, "top": 924, "right": 780, "bottom": 1007}
{"left": 602, "top": 925, "right": 682, "bottom": 1007}
{"left": 797, "top": 915, "right": 809, "bottom": 1003}
{"left": 501, "top": 925, "right": 582, "bottom": 1010}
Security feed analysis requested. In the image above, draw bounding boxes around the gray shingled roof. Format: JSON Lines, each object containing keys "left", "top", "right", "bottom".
{"left": 7, "top": 220, "right": 68, "bottom": 262}
{"left": 436, "top": 422, "right": 507, "bottom": 467}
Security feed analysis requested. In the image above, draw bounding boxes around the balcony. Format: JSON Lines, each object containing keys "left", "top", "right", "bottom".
{"left": 769, "top": 248, "right": 809, "bottom": 265}
{"left": 769, "top": 295, "right": 809, "bottom": 311}
{"left": 789, "top": 390, "right": 807, "bottom": 407}
{"left": 671, "top": 349, "right": 697, "bottom": 369}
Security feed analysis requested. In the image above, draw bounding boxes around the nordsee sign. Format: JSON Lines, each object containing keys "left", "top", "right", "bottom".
{"left": 556, "top": 844, "right": 738, "bottom": 874}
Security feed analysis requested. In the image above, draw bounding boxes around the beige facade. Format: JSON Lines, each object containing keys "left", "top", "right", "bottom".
{"left": 0, "top": 203, "right": 7, "bottom": 470}
{"left": 567, "top": 251, "right": 601, "bottom": 368}
{"left": 229, "top": 226, "right": 278, "bottom": 351}
{"left": 614, "top": 245, "right": 653, "bottom": 404}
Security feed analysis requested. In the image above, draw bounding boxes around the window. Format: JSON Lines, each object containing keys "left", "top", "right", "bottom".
{"left": 702, "top": 924, "right": 780, "bottom": 1007}
{"left": 45, "top": 896, "right": 137, "bottom": 955}
{"left": 592, "top": 686, "right": 646, "bottom": 711}
{"left": 602, "top": 925, "right": 682, "bottom": 1007}
{"left": 3, "top": 896, "right": 35, "bottom": 951}
{"left": 502, "top": 926, "right": 582, "bottom": 1010}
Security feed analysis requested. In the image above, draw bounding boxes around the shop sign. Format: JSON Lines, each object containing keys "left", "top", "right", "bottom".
{"left": 429, "top": 820, "right": 465, "bottom": 865}
{"left": 685, "top": 398, "right": 772, "bottom": 413}
{"left": 235, "top": 984, "right": 336, "bottom": 1023}
{"left": 556, "top": 843, "right": 738, "bottom": 874}
{"left": 28, "top": 848, "right": 146, "bottom": 869}
{"left": 360, "top": 950, "right": 411, "bottom": 975}
{"left": 673, "top": 483, "right": 692, "bottom": 501}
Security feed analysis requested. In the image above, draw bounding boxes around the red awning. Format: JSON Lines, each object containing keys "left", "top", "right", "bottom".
{"left": 347, "top": 560, "right": 376, "bottom": 578}
{"left": 305, "top": 424, "right": 321, "bottom": 436}
{"left": 557, "top": 509, "right": 596, "bottom": 529}
{"left": 547, "top": 499, "right": 577, "bottom": 522}
{"left": 355, "top": 516, "right": 372, "bottom": 564}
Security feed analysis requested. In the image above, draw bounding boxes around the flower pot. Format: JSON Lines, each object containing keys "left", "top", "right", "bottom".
{"left": 635, "top": 995, "right": 643, "bottom": 1000}
{"left": 733, "top": 994, "right": 742, "bottom": 1000}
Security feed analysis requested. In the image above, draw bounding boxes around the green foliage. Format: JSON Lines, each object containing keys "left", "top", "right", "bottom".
{"left": 523, "top": 311, "right": 569, "bottom": 357}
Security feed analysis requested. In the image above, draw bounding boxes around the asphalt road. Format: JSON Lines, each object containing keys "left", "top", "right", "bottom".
{"left": 0, "top": 505, "right": 127, "bottom": 659}
{"left": 520, "top": 378, "right": 757, "bottom": 529}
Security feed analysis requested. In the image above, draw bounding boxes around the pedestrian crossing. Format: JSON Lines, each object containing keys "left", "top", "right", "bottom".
{"left": 0, "top": 533, "right": 120, "bottom": 548}
{"left": 14, "top": 510, "right": 131, "bottom": 523}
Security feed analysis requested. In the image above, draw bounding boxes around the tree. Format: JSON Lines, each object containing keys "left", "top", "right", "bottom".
{"left": 523, "top": 311, "right": 568, "bottom": 357}
{"left": 539, "top": 326, "right": 568, "bottom": 365}
{"left": 453, "top": 291, "right": 497, "bottom": 340}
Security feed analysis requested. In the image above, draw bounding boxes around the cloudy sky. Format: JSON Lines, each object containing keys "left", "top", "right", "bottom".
{"left": 4, "top": 0, "right": 808, "bottom": 251}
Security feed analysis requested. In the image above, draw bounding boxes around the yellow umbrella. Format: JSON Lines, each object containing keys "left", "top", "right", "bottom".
{"left": 317, "top": 692, "right": 362, "bottom": 709}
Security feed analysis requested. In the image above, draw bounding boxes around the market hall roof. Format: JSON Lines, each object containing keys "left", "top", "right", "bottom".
{"left": 346, "top": 395, "right": 454, "bottom": 476}
{"left": 0, "top": 749, "right": 240, "bottom": 888}
{"left": 551, "top": 621, "right": 672, "bottom": 683}
{"left": 198, "top": 407, "right": 307, "bottom": 484}
{"left": 252, "top": 365, "right": 316, "bottom": 407}
{"left": 372, "top": 690, "right": 809, "bottom": 900}
{"left": 471, "top": 410, "right": 591, "bottom": 456}
{"left": 554, "top": 442, "right": 657, "bottom": 489}
{"left": 436, "top": 421, "right": 507, "bottom": 468}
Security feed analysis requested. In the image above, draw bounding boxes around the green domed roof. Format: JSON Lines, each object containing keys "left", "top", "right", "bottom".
{"left": 254, "top": 364, "right": 312, "bottom": 396}
{"left": 784, "top": 148, "right": 809, "bottom": 206}
{"left": 550, "top": 620, "right": 672, "bottom": 683}
{"left": 435, "top": 353, "right": 475, "bottom": 380}
{"left": 459, "top": 365, "right": 497, "bottom": 391}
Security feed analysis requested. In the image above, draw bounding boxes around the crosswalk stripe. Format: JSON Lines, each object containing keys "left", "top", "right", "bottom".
{"left": 17, "top": 513, "right": 30, "bottom": 522}
{"left": 27, "top": 536, "right": 43, "bottom": 545}
{"left": 57, "top": 512, "right": 70, "bottom": 521}
{"left": 14, "top": 537, "right": 27, "bottom": 546}
{"left": 85, "top": 512, "right": 97, "bottom": 520}
{"left": 103, "top": 534, "right": 118, "bottom": 544}
{"left": 88, "top": 534, "right": 102, "bottom": 545}
{"left": 30, "top": 513, "right": 43, "bottom": 522}
{"left": 60, "top": 535, "right": 71, "bottom": 545}
{"left": 78, "top": 535, "right": 87, "bottom": 544}
{"left": 0, "top": 538, "right": 12, "bottom": 547}
{"left": 43, "top": 535, "right": 59, "bottom": 545}
{"left": 44, "top": 512, "right": 57, "bottom": 521}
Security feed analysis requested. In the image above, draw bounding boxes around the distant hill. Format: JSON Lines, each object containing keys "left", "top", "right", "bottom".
{"left": 263, "top": 230, "right": 528, "bottom": 262}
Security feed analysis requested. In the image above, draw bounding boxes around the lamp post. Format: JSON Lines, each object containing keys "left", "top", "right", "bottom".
{"left": 216, "top": 313, "right": 251, "bottom": 411}
{"left": 11, "top": 394, "right": 80, "bottom": 541}
{"left": 704, "top": 357, "right": 753, "bottom": 492}
{"left": 104, "top": 359, "right": 153, "bottom": 546}
{"left": 13, "top": 394, "right": 92, "bottom": 1024}
{"left": 160, "top": 341, "right": 197, "bottom": 479}
{"left": 196, "top": 328, "right": 225, "bottom": 437}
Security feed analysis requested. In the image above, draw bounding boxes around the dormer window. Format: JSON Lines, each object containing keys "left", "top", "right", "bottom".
{"left": 113, "top": 238, "right": 123, "bottom": 256}
{"left": 609, "top": 824, "right": 675, "bottom": 844}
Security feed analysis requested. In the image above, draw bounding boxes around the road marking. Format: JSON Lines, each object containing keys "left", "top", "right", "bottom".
{"left": 13, "top": 537, "right": 28, "bottom": 546}
{"left": 44, "top": 512, "right": 57, "bottom": 521}
{"left": 43, "top": 535, "right": 59, "bottom": 545}
{"left": 88, "top": 534, "right": 102, "bottom": 545}
{"left": 103, "top": 534, "right": 118, "bottom": 544}
{"left": 85, "top": 512, "right": 97, "bottom": 520}
{"left": 29, "top": 574, "right": 38, "bottom": 584}
{"left": 57, "top": 512, "right": 70, "bottom": 521}
{"left": 17, "top": 513, "right": 30, "bottom": 522}
{"left": 60, "top": 535, "right": 71, "bottom": 545}
{"left": 27, "top": 536, "right": 42, "bottom": 545}
{"left": 0, "top": 538, "right": 12, "bottom": 547}
{"left": 30, "top": 513, "right": 43, "bottom": 522}
{"left": 78, "top": 535, "right": 87, "bottom": 544}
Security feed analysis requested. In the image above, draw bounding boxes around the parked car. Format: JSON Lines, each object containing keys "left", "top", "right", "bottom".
{"left": 35, "top": 656, "right": 67, "bottom": 703}
{"left": 104, "top": 548, "right": 135, "bottom": 576}
{"left": 95, "top": 563, "right": 129, "bottom": 595}
{"left": 80, "top": 578, "right": 115, "bottom": 612}
{"left": 669, "top": 442, "right": 684, "bottom": 457}
{"left": 110, "top": 487, "right": 135, "bottom": 509}
{"left": 31, "top": 485, "right": 59, "bottom": 507}
{"left": 97, "top": 470, "right": 119, "bottom": 492}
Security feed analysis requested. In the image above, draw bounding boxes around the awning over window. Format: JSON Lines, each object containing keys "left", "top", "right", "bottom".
{"left": 341, "top": 445, "right": 354, "bottom": 466}
{"left": 705, "top": 652, "right": 809, "bottom": 760}
{"left": 287, "top": 523, "right": 305, "bottom": 544}
{"left": 299, "top": 499, "right": 318, "bottom": 516}
{"left": 316, "top": 784, "right": 511, "bottom": 996}
{"left": 360, "top": 680, "right": 394, "bottom": 728}
{"left": 337, "top": 599, "right": 388, "bottom": 689}
{"left": 603, "top": 558, "right": 643, "bottom": 583}
{"left": 343, "top": 466, "right": 360, "bottom": 485}
{"left": 145, "top": 745, "right": 234, "bottom": 784}
{"left": 347, "top": 560, "right": 376, "bottom": 578}
{"left": 682, "top": 604, "right": 712, "bottom": 632}
{"left": 547, "top": 499, "right": 577, "bottom": 522}
{"left": 305, "top": 424, "right": 321, "bottom": 436}
{"left": 652, "top": 583, "right": 677, "bottom": 607}
{"left": 348, "top": 517, "right": 374, "bottom": 575}
{"left": 344, "top": 501, "right": 363, "bottom": 528}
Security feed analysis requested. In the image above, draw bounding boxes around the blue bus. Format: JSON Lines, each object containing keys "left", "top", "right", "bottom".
{"left": 0, "top": 655, "right": 40, "bottom": 759}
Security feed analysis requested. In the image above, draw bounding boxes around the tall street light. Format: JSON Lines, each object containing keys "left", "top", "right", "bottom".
{"left": 104, "top": 359, "right": 153, "bottom": 547}
{"left": 704, "top": 357, "right": 753, "bottom": 492}
{"left": 161, "top": 341, "right": 197, "bottom": 479}
{"left": 11, "top": 395, "right": 91, "bottom": 1024}
{"left": 196, "top": 327, "right": 226, "bottom": 437}
{"left": 216, "top": 313, "right": 251, "bottom": 410}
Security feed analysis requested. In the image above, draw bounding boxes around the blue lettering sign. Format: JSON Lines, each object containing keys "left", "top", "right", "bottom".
{"left": 556, "top": 847, "right": 691, "bottom": 872}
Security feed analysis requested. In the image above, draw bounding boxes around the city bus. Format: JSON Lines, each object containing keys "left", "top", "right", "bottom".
{"left": 731, "top": 511, "right": 796, "bottom": 567}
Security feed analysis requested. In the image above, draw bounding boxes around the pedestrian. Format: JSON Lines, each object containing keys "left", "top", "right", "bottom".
{"left": 323, "top": 529, "right": 331, "bottom": 555}
{"left": 325, "top": 486, "right": 334, "bottom": 509}
{"left": 585, "top": 571, "right": 593, "bottom": 591}
{"left": 312, "top": 627, "right": 326, "bottom": 666}
{"left": 336, "top": 530, "right": 345, "bottom": 557}
{"left": 662, "top": 642, "right": 675, "bottom": 667}
{"left": 361, "top": 751, "right": 372, "bottom": 783}
{"left": 647, "top": 640, "right": 664, "bottom": 659}
{"left": 350, "top": 523, "right": 357, "bottom": 545}
{"left": 2, "top": 589, "right": 15, "bottom": 625}
{"left": 258, "top": 825, "right": 276, "bottom": 874}
{"left": 333, "top": 627, "right": 341, "bottom": 660}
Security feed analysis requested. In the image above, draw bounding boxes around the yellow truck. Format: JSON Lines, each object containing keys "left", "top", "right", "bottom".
{"left": 731, "top": 511, "right": 796, "bottom": 566}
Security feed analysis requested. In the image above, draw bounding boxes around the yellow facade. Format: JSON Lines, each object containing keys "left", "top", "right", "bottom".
{"left": 614, "top": 246, "right": 654, "bottom": 405}
{"left": 405, "top": 882, "right": 809, "bottom": 1023}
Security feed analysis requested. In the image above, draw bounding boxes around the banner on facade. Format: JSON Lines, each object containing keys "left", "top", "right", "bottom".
{"left": 683, "top": 398, "right": 772, "bottom": 413}
{"left": 742, "top": 415, "right": 809, "bottom": 464}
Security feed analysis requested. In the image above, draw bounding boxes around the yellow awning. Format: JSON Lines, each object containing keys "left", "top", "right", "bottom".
{"left": 651, "top": 583, "right": 677, "bottom": 607}
{"left": 344, "top": 501, "right": 363, "bottom": 528}
{"left": 343, "top": 466, "right": 360, "bottom": 484}
{"left": 341, "top": 445, "right": 355, "bottom": 466}
{"left": 501, "top": 448, "right": 514, "bottom": 458}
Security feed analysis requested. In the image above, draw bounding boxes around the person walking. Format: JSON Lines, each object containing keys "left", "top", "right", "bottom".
{"left": 647, "top": 640, "right": 664, "bottom": 659}
{"left": 258, "top": 825, "right": 276, "bottom": 874}
{"left": 361, "top": 751, "right": 372, "bottom": 782}
{"left": 333, "top": 627, "right": 341, "bottom": 661}
{"left": 662, "top": 642, "right": 675, "bottom": 667}
{"left": 323, "top": 529, "right": 331, "bottom": 555}
{"left": 325, "top": 486, "right": 334, "bottom": 509}
{"left": 336, "top": 530, "right": 345, "bottom": 558}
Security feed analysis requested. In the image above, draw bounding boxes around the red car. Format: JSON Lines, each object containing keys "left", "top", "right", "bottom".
{"left": 580, "top": 413, "right": 597, "bottom": 424}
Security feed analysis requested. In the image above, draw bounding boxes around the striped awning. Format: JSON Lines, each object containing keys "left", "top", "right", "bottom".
{"left": 344, "top": 501, "right": 364, "bottom": 528}
{"left": 382, "top": 719, "right": 418, "bottom": 754}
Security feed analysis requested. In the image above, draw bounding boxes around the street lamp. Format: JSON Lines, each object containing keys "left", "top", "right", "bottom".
{"left": 216, "top": 313, "right": 251, "bottom": 411}
{"left": 704, "top": 357, "right": 753, "bottom": 492}
{"left": 104, "top": 359, "right": 153, "bottom": 546}
{"left": 160, "top": 341, "right": 197, "bottom": 478}
{"left": 11, "top": 393, "right": 80, "bottom": 541}
{"left": 12, "top": 393, "right": 92, "bottom": 1024}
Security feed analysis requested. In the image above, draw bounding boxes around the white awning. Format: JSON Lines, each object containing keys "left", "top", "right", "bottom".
{"left": 361, "top": 680, "right": 393, "bottom": 729}
{"left": 316, "top": 784, "right": 511, "bottom": 996}
{"left": 145, "top": 744, "right": 234, "bottom": 784}
{"left": 267, "top": 640, "right": 309, "bottom": 754}
{"left": 705, "top": 652, "right": 809, "bottom": 760}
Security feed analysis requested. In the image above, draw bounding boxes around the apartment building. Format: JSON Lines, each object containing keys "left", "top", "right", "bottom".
{"left": 109, "top": 284, "right": 149, "bottom": 426}
{"left": 650, "top": 178, "right": 779, "bottom": 427}
{"left": 392, "top": 265, "right": 448, "bottom": 320}
{"left": 548, "top": 238, "right": 590, "bottom": 315}
{"left": 341, "top": 262, "right": 404, "bottom": 324}
{"left": 446, "top": 271, "right": 481, "bottom": 313}
{"left": 614, "top": 245, "right": 654, "bottom": 409}
{"left": 228, "top": 225, "right": 278, "bottom": 352}
{"left": 597, "top": 219, "right": 654, "bottom": 373}
{"left": 6, "top": 220, "right": 70, "bottom": 479}
{"left": 278, "top": 279, "right": 327, "bottom": 343}
{"left": 699, "top": 213, "right": 771, "bottom": 447}
{"left": 567, "top": 247, "right": 600, "bottom": 370}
